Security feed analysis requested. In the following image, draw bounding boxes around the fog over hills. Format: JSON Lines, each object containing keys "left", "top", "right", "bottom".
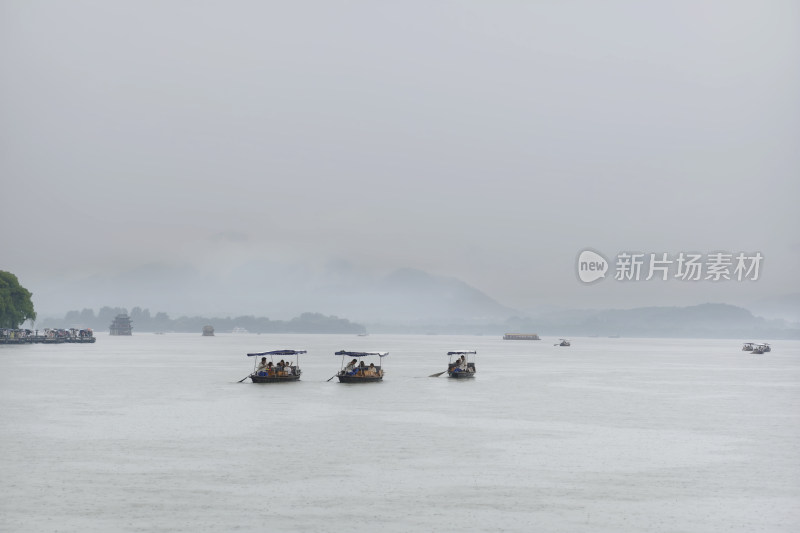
{"left": 3, "top": 2, "right": 797, "bottom": 341}
{"left": 747, "top": 293, "right": 800, "bottom": 323}
{"left": 31, "top": 263, "right": 800, "bottom": 339}
{"left": 32, "top": 263, "right": 517, "bottom": 323}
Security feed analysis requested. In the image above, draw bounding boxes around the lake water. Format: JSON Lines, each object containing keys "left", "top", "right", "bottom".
{"left": 1, "top": 334, "right": 798, "bottom": 532}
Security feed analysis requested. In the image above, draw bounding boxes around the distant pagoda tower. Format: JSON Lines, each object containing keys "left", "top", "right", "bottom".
{"left": 109, "top": 314, "right": 133, "bottom": 336}
{"left": 202, "top": 325, "right": 214, "bottom": 336}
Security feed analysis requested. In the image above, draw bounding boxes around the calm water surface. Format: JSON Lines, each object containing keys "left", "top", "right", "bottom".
{"left": 1, "top": 334, "right": 799, "bottom": 532}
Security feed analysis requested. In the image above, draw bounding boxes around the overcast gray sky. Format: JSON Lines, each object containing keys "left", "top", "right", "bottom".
{"left": 2, "top": 1, "right": 798, "bottom": 317}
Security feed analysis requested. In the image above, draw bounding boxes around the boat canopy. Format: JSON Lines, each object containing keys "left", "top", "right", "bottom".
{"left": 447, "top": 351, "right": 476, "bottom": 355}
{"left": 335, "top": 350, "right": 388, "bottom": 358}
{"left": 246, "top": 350, "right": 307, "bottom": 357}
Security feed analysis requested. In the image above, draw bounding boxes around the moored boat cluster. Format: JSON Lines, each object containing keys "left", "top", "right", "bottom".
{"left": 0, "top": 328, "right": 96, "bottom": 344}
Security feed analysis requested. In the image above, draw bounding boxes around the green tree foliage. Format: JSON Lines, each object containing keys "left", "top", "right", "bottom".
{"left": 0, "top": 271, "right": 36, "bottom": 328}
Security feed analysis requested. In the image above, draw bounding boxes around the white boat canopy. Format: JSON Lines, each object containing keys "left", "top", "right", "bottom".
{"left": 335, "top": 350, "right": 388, "bottom": 358}
{"left": 247, "top": 349, "right": 307, "bottom": 357}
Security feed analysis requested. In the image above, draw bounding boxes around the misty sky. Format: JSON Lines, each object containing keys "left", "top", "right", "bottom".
{"left": 2, "top": 1, "right": 798, "bottom": 318}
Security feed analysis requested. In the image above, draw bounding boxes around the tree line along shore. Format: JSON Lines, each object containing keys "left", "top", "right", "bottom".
{"left": 34, "top": 308, "right": 367, "bottom": 335}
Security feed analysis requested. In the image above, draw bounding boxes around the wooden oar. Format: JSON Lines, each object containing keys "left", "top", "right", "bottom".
{"left": 429, "top": 370, "right": 447, "bottom": 377}
{"left": 237, "top": 374, "right": 252, "bottom": 383}
{"left": 326, "top": 373, "right": 339, "bottom": 382}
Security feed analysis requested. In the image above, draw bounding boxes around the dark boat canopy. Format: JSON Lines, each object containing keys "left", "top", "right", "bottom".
{"left": 335, "top": 350, "right": 388, "bottom": 358}
{"left": 447, "top": 351, "right": 476, "bottom": 355}
{"left": 247, "top": 349, "right": 307, "bottom": 357}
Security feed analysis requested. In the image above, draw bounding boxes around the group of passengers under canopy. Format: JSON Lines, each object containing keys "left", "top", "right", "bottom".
{"left": 342, "top": 358, "right": 382, "bottom": 377}
{"left": 448, "top": 354, "right": 475, "bottom": 374}
{"left": 255, "top": 357, "right": 297, "bottom": 377}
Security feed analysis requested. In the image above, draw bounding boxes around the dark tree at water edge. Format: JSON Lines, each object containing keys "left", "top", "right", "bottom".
{"left": 0, "top": 271, "right": 36, "bottom": 328}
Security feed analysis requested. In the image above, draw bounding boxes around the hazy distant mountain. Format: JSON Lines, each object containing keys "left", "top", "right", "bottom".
{"left": 30, "top": 262, "right": 799, "bottom": 339}
{"left": 31, "top": 263, "right": 519, "bottom": 323}
{"left": 348, "top": 267, "right": 519, "bottom": 322}
{"left": 747, "top": 293, "right": 800, "bottom": 323}
{"left": 502, "top": 303, "right": 799, "bottom": 339}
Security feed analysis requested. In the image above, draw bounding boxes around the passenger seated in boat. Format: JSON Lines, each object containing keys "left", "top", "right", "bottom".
{"left": 344, "top": 358, "right": 358, "bottom": 375}
{"left": 256, "top": 357, "right": 268, "bottom": 373}
{"left": 357, "top": 361, "right": 367, "bottom": 376}
{"left": 265, "top": 361, "right": 274, "bottom": 376}
{"left": 365, "top": 363, "right": 378, "bottom": 376}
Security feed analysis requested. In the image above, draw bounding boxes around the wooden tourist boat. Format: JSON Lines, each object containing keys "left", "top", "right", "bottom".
{"left": 446, "top": 350, "right": 476, "bottom": 379}
{"left": 245, "top": 349, "right": 305, "bottom": 383}
{"left": 333, "top": 350, "right": 387, "bottom": 383}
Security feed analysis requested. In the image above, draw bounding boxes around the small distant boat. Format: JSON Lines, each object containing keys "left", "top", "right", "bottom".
{"left": 742, "top": 342, "right": 755, "bottom": 351}
{"left": 246, "top": 349, "right": 305, "bottom": 383}
{"left": 334, "top": 350, "right": 387, "bottom": 383}
{"left": 357, "top": 333, "right": 369, "bottom": 337}
{"left": 751, "top": 343, "right": 770, "bottom": 355}
{"left": 556, "top": 339, "right": 571, "bottom": 347}
{"left": 232, "top": 327, "right": 249, "bottom": 334}
{"left": 503, "top": 333, "right": 540, "bottom": 340}
{"left": 445, "top": 350, "right": 476, "bottom": 379}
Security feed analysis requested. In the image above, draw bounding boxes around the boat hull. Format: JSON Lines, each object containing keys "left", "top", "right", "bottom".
{"left": 250, "top": 374, "right": 301, "bottom": 383}
{"left": 337, "top": 374, "right": 382, "bottom": 383}
{"left": 448, "top": 371, "right": 475, "bottom": 379}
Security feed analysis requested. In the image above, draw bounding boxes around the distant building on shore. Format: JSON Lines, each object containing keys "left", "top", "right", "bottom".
{"left": 202, "top": 325, "right": 214, "bottom": 336}
{"left": 110, "top": 314, "right": 133, "bottom": 336}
